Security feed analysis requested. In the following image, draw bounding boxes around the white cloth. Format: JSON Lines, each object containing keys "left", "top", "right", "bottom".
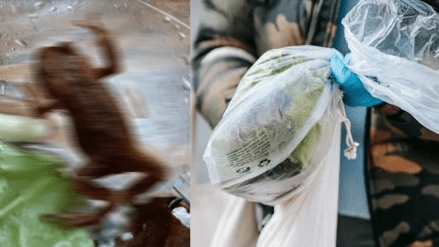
{"left": 210, "top": 127, "right": 341, "bottom": 247}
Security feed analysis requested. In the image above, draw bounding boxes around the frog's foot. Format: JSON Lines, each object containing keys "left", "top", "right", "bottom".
{"left": 72, "top": 22, "right": 120, "bottom": 78}
{"left": 41, "top": 202, "right": 114, "bottom": 227}
{"left": 41, "top": 204, "right": 114, "bottom": 227}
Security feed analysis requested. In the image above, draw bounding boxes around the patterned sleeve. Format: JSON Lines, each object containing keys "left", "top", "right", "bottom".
{"left": 191, "top": 0, "right": 257, "bottom": 128}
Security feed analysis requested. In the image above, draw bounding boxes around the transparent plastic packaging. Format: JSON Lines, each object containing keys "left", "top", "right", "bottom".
{"left": 203, "top": 46, "right": 349, "bottom": 205}
{"left": 343, "top": 0, "right": 439, "bottom": 134}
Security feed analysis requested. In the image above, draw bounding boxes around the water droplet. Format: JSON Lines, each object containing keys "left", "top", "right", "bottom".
{"left": 34, "top": 2, "right": 43, "bottom": 9}
{"left": 67, "top": 5, "right": 73, "bottom": 11}
{"left": 164, "top": 16, "right": 171, "bottom": 23}
{"left": 175, "top": 24, "right": 180, "bottom": 29}
{"left": 0, "top": 81, "right": 6, "bottom": 96}
{"left": 178, "top": 32, "right": 186, "bottom": 40}
{"left": 11, "top": 47, "right": 15, "bottom": 51}
{"left": 181, "top": 77, "right": 191, "bottom": 90}
{"left": 50, "top": 6, "right": 57, "bottom": 12}
{"left": 14, "top": 39, "right": 27, "bottom": 47}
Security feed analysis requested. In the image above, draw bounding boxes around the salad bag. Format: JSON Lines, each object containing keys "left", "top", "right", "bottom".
{"left": 203, "top": 46, "right": 356, "bottom": 205}
{"left": 205, "top": 46, "right": 351, "bottom": 247}
{"left": 209, "top": 113, "right": 343, "bottom": 247}
{"left": 343, "top": 0, "right": 439, "bottom": 134}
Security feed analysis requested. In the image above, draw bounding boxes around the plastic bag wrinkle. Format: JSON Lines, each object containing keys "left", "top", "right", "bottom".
{"left": 343, "top": 0, "right": 439, "bottom": 134}
{"left": 203, "top": 46, "right": 349, "bottom": 204}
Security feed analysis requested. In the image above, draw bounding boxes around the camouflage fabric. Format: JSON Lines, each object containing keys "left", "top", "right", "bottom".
{"left": 192, "top": 0, "right": 339, "bottom": 127}
{"left": 192, "top": 0, "right": 439, "bottom": 246}
{"left": 368, "top": 105, "right": 439, "bottom": 247}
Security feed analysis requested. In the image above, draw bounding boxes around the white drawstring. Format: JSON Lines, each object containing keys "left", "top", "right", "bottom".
{"left": 338, "top": 97, "right": 359, "bottom": 160}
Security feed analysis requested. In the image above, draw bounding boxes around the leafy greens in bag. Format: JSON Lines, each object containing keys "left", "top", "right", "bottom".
{"left": 203, "top": 46, "right": 347, "bottom": 204}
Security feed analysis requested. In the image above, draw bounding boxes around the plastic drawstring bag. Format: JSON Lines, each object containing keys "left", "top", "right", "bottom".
{"left": 343, "top": 0, "right": 439, "bottom": 134}
{"left": 203, "top": 46, "right": 356, "bottom": 205}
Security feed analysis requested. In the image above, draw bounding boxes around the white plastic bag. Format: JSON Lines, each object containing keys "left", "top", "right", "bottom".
{"left": 203, "top": 46, "right": 352, "bottom": 205}
{"left": 343, "top": 0, "right": 439, "bottom": 134}
{"left": 209, "top": 105, "right": 342, "bottom": 247}
{"left": 256, "top": 127, "right": 341, "bottom": 247}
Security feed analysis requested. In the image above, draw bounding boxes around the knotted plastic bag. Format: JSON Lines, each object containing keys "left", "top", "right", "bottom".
{"left": 203, "top": 46, "right": 353, "bottom": 205}
{"left": 343, "top": 0, "right": 439, "bottom": 134}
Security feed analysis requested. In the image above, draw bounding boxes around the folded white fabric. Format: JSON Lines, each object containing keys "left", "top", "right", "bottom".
{"left": 209, "top": 127, "right": 341, "bottom": 247}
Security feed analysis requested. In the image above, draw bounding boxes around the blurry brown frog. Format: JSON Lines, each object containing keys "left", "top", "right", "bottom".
{"left": 31, "top": 23, "right": 168, "bottom": 227}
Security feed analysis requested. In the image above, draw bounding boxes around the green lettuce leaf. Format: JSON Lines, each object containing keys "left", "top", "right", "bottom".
{"left": 0, "top": 141, "right": 93, "bottom": 247}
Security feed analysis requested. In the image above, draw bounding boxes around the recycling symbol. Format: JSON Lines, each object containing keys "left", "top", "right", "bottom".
{"left": 236, "top": 166, "right": 251, "bottom": 174}
{"left": 258, "top": 159, "right": 271, "bottom": 167}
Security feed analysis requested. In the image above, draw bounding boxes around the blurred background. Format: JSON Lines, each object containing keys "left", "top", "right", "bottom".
{"left": 0, "top": 0, "right": 190, "bottom": 246}
{"left": 0, "top": 0, "right": 191, "bottom": 189}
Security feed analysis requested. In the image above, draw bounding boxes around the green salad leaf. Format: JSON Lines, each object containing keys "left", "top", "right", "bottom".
{"left": 0, "top": 141, "right": 93, "bottom": 247}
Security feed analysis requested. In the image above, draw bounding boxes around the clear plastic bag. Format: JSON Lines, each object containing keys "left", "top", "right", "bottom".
{"left": 203, "top": 46, "right": 349, "bottom": 204}
{"left": 343, "top": 0, "right": 439, "bottom": 134}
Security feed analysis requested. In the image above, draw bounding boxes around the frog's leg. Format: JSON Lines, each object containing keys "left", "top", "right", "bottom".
{"left": 78, "top": 151, "right": 166, "bottom": 205}
{"left": 21, "top": 82, "right": 63, "bottom": 116}
{"left": 41, "top": 202, "right": 114, "bottom": 227}
{"left": 98, "top": 149, "right": 167, "bottom": 206}
{"left": 34, "top": 99, "right": 63, "bottom": 115}
{"left": 42, "top": 151, "right": 166, "bottom": 227}
{"left": 41, "top": 164, "right": 126, "bottom": 227}
{"left": 74, "top": 23, "right": 120, "bottom": 79}
{"left": 85, "top": 150, "right": 166, "bottom": 203}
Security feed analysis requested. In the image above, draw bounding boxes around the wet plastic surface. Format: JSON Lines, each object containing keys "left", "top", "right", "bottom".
{"left": 0, "top": 0, "right": 190, "bottom": 162}
{"left": 0, "top": 0, "right": 190, "bottom": 246}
